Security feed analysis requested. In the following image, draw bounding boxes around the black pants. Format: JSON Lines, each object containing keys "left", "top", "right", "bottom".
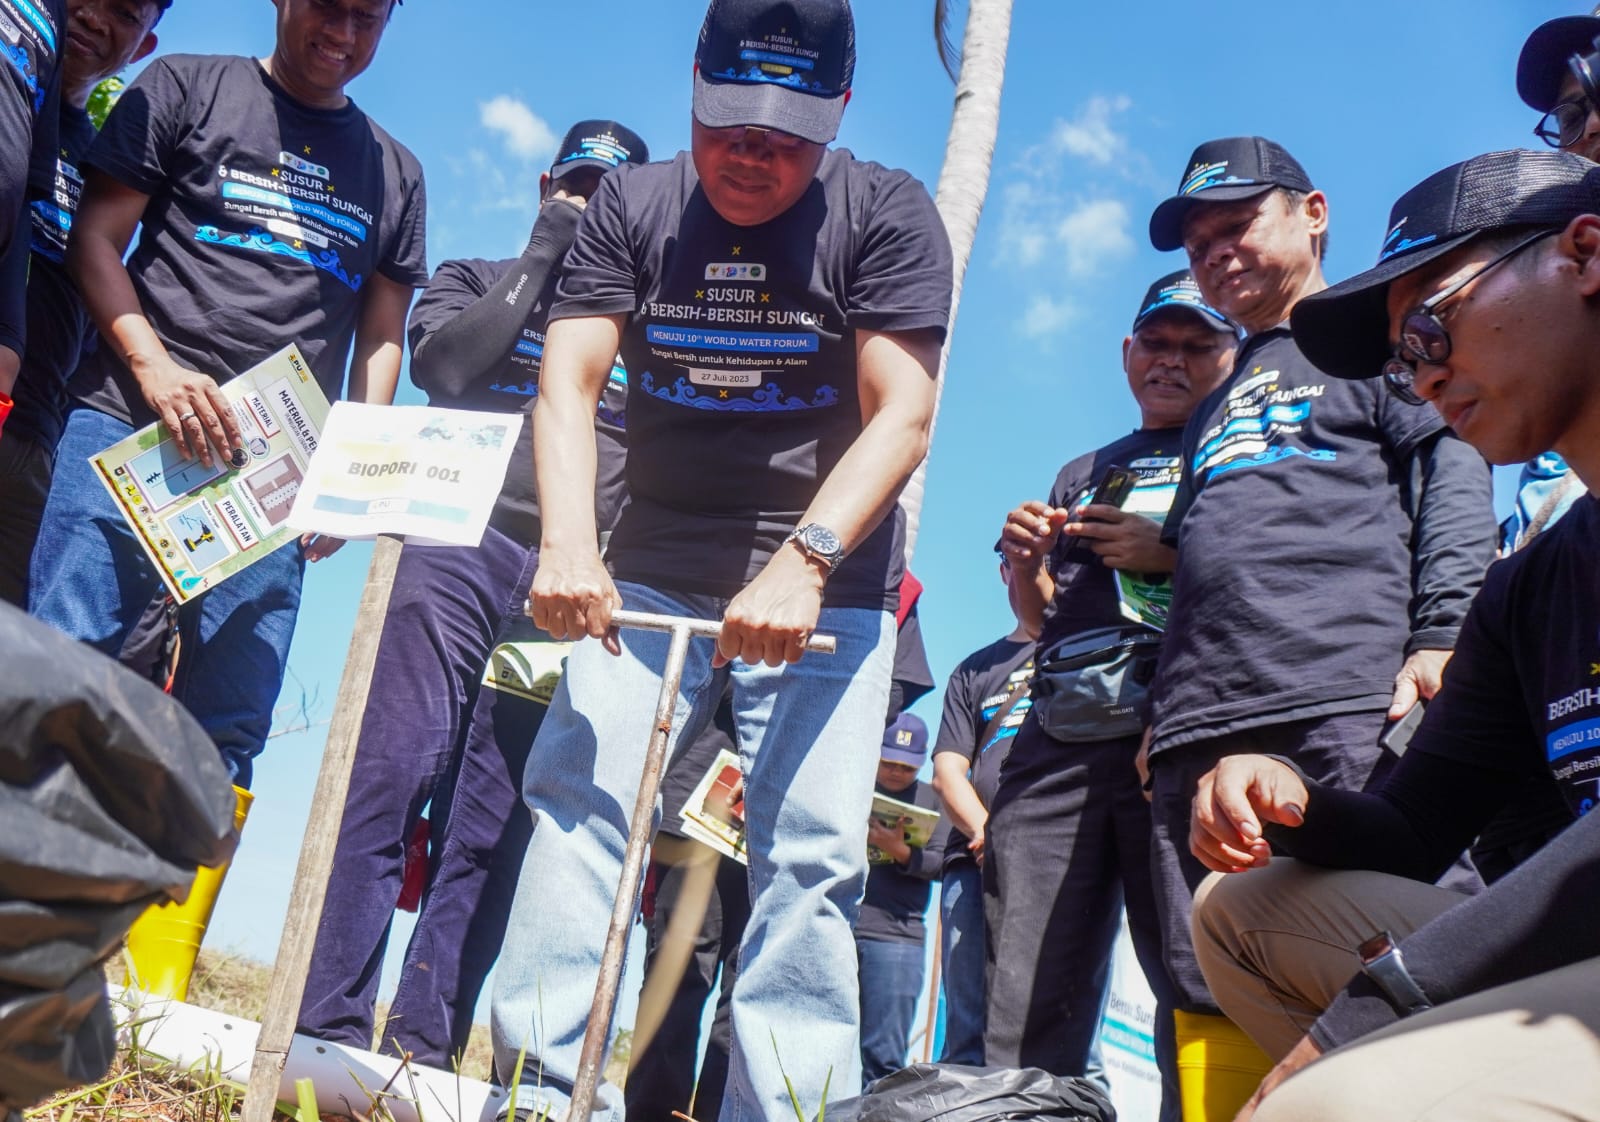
{"left": 626, "top": 839, "right": 750, "bottom": 1122}
{"left": 0, "top": 428, "right": 51, "bottom": 608}
{"left": 983, "top": 716, "right": 1177, "bottom": 1115}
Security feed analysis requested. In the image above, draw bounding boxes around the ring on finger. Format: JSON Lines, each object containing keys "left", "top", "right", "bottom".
{"left": 179, "top": 412, "right": 198, "bottom": 423}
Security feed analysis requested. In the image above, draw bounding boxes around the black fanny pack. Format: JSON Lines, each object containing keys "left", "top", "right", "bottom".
{"left": 1031, "top": 626, "right": 1161, "bottom": 742}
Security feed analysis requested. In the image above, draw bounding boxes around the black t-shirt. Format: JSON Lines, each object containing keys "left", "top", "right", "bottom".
{"left": 68, "top": 55, "right": 429, "bottom": 424}
{"left": 406, "top": 255, "right": 629, "bottom": 547}
{"left": 1407, "top": 494, "right": 1600, "bottom": 821}
{"left": 8, "top": 104, "right": 93, "bottom": 449}
{"left": 856, "top": 776, "right": 943, "bottom": 944}
{"left": 0, "top": 0, "right": 63, "bottom": 353}
{"left": 1150, "top": 325, "right": 1455, "bottom": 754}
{"left": 1036, "top": 426, "right": 1185, "bottom": 652}
{"left": 551, "top": 149, "right": 953, "bottom": 609}
{"left": 932, "top": 635, "right": 1034, "bottom": 861}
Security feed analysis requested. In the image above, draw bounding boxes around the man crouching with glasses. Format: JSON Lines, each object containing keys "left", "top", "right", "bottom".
{"left": 1189, "top": 148, "right": 1600, "bottom": 1122}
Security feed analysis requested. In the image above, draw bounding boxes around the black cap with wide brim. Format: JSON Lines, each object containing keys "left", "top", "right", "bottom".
{"left": 1293, "top": 147, "right": 1600, "bottom": 383}
{"left": 693, "top": 69, "right": 846, "bottom": 144}
{"left": 1517, "top": 15, "right": 1600, "bottom": 111}
{"left": 1149, "top": 182, "right": 1276, "bottom": 253}
{"left": 1290, "top": 232, "right": 1476, "bottom": 384}
{"left": 549, "top": 120, "right": 650, "bottom": 183}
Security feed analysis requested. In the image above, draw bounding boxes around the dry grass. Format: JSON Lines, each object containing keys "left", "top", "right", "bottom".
{"left": 23, "top": 948, "right": 633, "bottom": 1122}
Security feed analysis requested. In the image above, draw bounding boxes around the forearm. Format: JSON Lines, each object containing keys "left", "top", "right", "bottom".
{"left": 932, "top": 755, "right": 988, "bottom": 840}
{"left": 412, "top": 203, "right": 581, "bottom": 398}
{"left": 534, "top": 316, "right": 619, "bottom": 554}
{"left": 1311, "top": 802, "right": 1600, "bottom": 1051}
{"left": 1406, "top": 432, "right": 1497, "bottom": 652}
{"left": 348, "top": 273, "right": 414, "bottom": 405}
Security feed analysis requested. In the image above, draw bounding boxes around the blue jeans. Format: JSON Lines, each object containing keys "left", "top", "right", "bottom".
{"left": 490, "top": 580, "right": 895, "bottom": 1122}
{"left": 28, "top": 407, "right": 304, "bottom": 786}
{"left": 856, "top": 936, "right": 924, "bottom": 1088}
{"left": 297, "top": 530, "right": 544, "bottom": 1067}
{"left": 937, "top": 858, "right": 984, "bottom": 1065}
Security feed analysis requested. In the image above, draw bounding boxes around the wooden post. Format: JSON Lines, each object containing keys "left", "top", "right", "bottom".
{"left": 921, "top": 915, "right": 943, "bottom": 1063}
{"left": 242, "top": 534, "right": 405, "bottom": 1122}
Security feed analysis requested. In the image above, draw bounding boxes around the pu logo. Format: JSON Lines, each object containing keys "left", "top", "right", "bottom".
{"left": 896, "top": 730, "right": 914, "bottom": 746}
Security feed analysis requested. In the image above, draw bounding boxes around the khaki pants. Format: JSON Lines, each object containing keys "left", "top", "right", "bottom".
{"left": 1193, "top": 859, "right": 1600, "bottom": 1120}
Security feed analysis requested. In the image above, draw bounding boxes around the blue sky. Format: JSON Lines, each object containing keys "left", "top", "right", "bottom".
{"left": 155, "top": 0, "right": 1565, "bottom": 1015}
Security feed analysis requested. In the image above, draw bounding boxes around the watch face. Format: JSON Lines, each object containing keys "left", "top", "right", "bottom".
{"left": 804, "top": 524, "right": 842, "bottom": 555}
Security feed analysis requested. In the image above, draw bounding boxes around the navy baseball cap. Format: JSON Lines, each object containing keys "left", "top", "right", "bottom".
{"left": 880, "top": 713, "right": 928, "bottom": 768}
{"left": 549, "top": 121, "right": 649, "bottom": 182}
{"left": 693, "top": 0, "right": 855, "bottom": 144}
{"left": 1292, "top": 149, "right": 1600, "bottom": 382}
{"left": 1131, "top": 269, "right": 1237, "bottom": 335}
{"left": 1150, "top": 137, "right": 1316, "bottom": 252}
{"left": 1517, "top": 15, "right": 1600, "bottom": 111}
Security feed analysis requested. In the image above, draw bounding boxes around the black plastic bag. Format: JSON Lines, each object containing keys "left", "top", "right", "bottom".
{"left": 828, "top": 1063, "right": 1117, "bottom": 1122}
{"left": 0, "top": 603, "right": 237, "bottom": 1111}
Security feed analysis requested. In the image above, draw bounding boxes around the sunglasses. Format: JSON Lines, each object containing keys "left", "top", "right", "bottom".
{"left": 1381, "top": 228, "right": 1557, "bottom": 405}
{"left": 1534, "top": 95, "right": 1597, "bottom": 150}
{"left": 701, "top": 124, "right": 811, "bottom": 154}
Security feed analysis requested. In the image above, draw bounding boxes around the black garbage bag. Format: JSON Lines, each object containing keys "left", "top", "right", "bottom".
{"left": 0, "top": 602, "right": 237, "bottom": 1112}
{"left": 827, "top": 1063, "right": 1117, "bottom": 1122}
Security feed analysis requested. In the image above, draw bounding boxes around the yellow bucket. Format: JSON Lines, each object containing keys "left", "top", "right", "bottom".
{"left": 125, "top": 785, "right": 253, "bottom": 1001}
{"left": 1173, "top": 1010, "right": 1274, "bottom": 1122}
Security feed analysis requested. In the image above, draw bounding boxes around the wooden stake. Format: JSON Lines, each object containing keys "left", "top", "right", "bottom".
{"left": 243, "top": 534, "right": 405, "bottom": 1122}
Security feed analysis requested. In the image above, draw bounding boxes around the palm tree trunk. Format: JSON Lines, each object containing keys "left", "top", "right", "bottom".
{"left": 901, "top": 0, "right": 1014, "bottom": 567}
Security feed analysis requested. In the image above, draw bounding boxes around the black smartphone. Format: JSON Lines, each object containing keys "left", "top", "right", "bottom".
{"left": 1379, "top": 702, "right": 1426, "bottom": 756}
{"left": 1087, "top": 465, "right": 1137, "bottom": 510}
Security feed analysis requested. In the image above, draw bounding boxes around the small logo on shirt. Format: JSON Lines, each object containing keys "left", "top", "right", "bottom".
{"left": 279, "top": 151, "right": 330, "bottom": 180}
{"left": 705, "top": 263, "right": 767, "bottom": 281}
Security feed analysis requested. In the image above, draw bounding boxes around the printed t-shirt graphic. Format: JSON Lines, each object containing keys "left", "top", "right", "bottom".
{"left": 1410, "top": 495, "right": 1600, "bottom": 820}
{"left": 407, "top": 255, "right": 630, "bottom": 546}
{"left": 1036, "top": 426, "right": 1185, "bottom": 653}
{"left": 8, "top": 102, "right": 93, "bottom": 448}
{"left": 0, "top": 0, "right": 63, "bottom": 206}
{"left": 553, "top": 149, "right": 953, "bottom": 609}
{"left": 67, "top": 55, "right": 429, "bottom": 425}
{"left": 933, "top": 635, "right": 1035, "bottom": 840}
{"left": 1150, "top": 327, "right": 1447, "bottom": 750}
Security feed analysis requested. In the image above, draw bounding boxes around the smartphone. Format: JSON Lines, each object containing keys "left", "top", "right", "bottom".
{"left": 1379, "top": 702, "right": 1426, "bottom": 756}
{"left": 1087, "top": 465, "right": 1138, "bottom": 510}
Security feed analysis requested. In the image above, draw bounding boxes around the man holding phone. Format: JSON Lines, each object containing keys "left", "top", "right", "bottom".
{"left": 990, "top": 269, "right": 1237, "bottom": 1116}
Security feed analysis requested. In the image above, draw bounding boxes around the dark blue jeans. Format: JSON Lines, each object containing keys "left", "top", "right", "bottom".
{"left": 937, "top": 857, "right": 984, "bottom": 1065}
{"left": 297, "top": 527, "right": 544, "bottom": 1067}
{"left": 29, "top": 407, "right": 305, "bottom": 787}
{"left": 856, "top": 935, "right": 925, "bottom": 1089}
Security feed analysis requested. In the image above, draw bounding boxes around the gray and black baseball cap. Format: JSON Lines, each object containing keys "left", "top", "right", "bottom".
{"left": 1150, "top": 136, "right": 1315, "bottom": 252}
{"left": 1292, "top": 148, "right": 1600, "bottom": 382}
{"left": 692, "top": 0, "right": 855, "bottom": 144}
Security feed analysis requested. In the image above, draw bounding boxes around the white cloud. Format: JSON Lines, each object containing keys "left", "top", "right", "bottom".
{"left": 479, "top": 95, "right": 558, "bottom": 163}
{"left": 1050, "top": 94, "right": 1131, "bottom": 166}
{"left": 1055, "top": 198, "right": 1133, "bottom": 276}
{"left": 1019, "top": 295, "right": 1077, "bottom": 339}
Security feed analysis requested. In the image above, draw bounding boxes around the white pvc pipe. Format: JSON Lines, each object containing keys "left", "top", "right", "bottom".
{"left": 111, "top": 986, "right": 508, "bottom": 1122}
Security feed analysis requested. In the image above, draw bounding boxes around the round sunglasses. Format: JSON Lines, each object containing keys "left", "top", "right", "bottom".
{"left": 1382, "top": 228, "right": 1558, "bottom": 405}
{"left": 1534, "top": 96, "right": 1597, "bottom": 150}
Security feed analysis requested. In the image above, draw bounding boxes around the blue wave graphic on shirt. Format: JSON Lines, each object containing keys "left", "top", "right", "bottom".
{"left": 29, "top": 198, "right": 68, "bottom": 260}
{"left": 194, "top": 226, "right": 362, "bottom": 290}
{"left": 1193, "top": 402, "right": 1314, "bottom": 468}
{"left": 1, "top": 40, "right": 37, "bottom": 99}
{"left": 640, "top": 373, "right": 839, "bottom": 412}
{"left": 1206, "top": 445, "right": 1338, "bottom": 479}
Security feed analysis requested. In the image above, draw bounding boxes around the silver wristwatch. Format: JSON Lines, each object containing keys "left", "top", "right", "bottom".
{"left": 785, "top": 522, "right": 844, "bottom": 573}
{"left": 1358, "top": 930, "right": 1433, "bottom": 1016}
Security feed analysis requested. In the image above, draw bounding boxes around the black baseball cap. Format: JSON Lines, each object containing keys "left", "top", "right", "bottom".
{"left": 692, "top": 0, "right": 855, "bottom": 144}
{"left": 549, "top": 121, "right": 649, "bottom": 183}
{"left": 1149, "top": 137, "right": 1316, "bottom": 252}
{"left": 1517, "top": 15, "right": 1600, "bottom": 111}
{"left": 1292, "top": 148, "right": 1600, "bottom": 382}
{"left": 1131, "top": 269, "right": 1236, "bottom": 335}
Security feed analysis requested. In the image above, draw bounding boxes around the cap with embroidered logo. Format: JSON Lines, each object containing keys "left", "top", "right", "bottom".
{"left": 1131, "top": 268, "right": 1237, "bottom": 335}
{"left": 1292, "top": 148, "right": 1600, "bottom": 382}
{"left": 692, "top": 0, "right": 855, "bottom": 145}
{"left": 549, "top": 120, "right": 649, "bottom": 182}
{"left": 880, "top": 712, "right": 928, "bottom": 768}
{"left": 1149, "top": 136, "right": 1315, "bottom": 252}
